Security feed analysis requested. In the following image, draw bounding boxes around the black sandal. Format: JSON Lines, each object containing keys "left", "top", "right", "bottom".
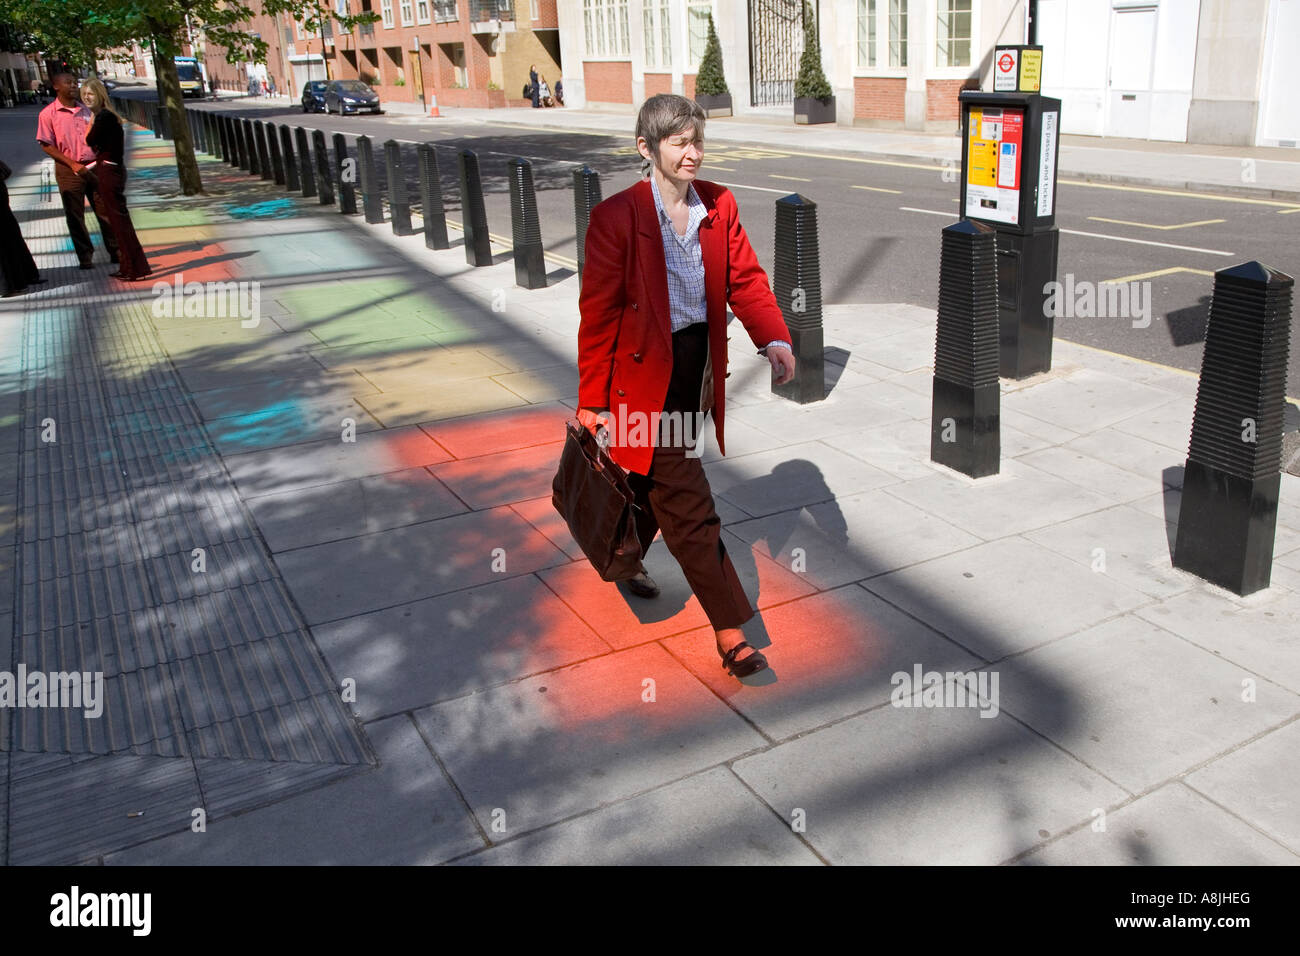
{"left": 719, "top": 640, "right": 768, "bottom": 678}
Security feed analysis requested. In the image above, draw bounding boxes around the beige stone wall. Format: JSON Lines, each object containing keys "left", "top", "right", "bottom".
{"left": 501, "top": 29, "right": 562, "bottom": 99}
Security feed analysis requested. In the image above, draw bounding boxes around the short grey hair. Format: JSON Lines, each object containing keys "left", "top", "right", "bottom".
{"left": 636, "top": 93, "right": 705, "bottom": 175}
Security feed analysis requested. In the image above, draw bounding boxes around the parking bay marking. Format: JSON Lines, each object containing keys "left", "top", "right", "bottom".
{"left": 1088, "top": 217, "right": 1226, "bottom": 230}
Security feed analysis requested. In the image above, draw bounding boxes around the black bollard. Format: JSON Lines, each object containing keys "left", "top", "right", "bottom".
{"left": 1173, "top": 262, "right": 1294, "bottom": 595}
{"left": 152, "top": 104, "right": 162, "bottom": 138}
{"left": 243, "top": 119, "right": 260, "bottom": 176}
{"left": 279, "top": 124, "right": 300, "bottom": 191}
{"left": 313, "top": 129, "right": 335, "bottom": 205}
{"left": 508, "top": 158, "right": 546, "bottom": 289}
{"left": 294, "top": 126, "right": 317, "bottom": 198}
{"left": 356, "top": 136, "right": 384, "bottom": 224}
{"left": 224, "top": 116, "right": 239, "bottom": 167}
{"left": 217, "top": 114, "right": 230, "bottom": 163}
{"left": 458, "top": 149, "right": 493, "bottom": 267}
{"left": 333, "top": 133, "right": 357, "bottom": 214}
{"left": 930, "top": 220, "right": 1001, "bottom": 478}
{"left": 573, "top": 165, "right": 602, "bottom": 288}
{"left": 418, "top": 144, "right": 449, "bottom": 249}
{"left": 187, "top": 110, "right": 200, "bottom": 153}
{"left": 383, "top": 140, "right": 412, "bottom": 235}
{"left": 267, "top": 121, "right": 285, "bottom": 185}
{"left": 235, "top": 118, "right": 250, "bottom": 170}
{"left": 771, "top": 193, "right": 825, "bottom": 404}
{"left": 255, "top": 121, "right": 273, "bottom": 181}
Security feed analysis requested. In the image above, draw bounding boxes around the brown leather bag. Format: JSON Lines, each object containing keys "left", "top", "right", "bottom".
{"left": 551, "top": 417, "right": 644, "bottom": 582}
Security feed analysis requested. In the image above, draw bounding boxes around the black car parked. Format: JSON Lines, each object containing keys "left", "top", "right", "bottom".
{"left": 301, "top": 81, "right": 328, "bottom": 113}
{"left": 324, "top": 79, "right": 381, "bottom": 115}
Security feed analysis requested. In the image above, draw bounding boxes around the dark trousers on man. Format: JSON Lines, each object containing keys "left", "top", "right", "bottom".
{"left": 55, "top": 164, "right": 117, "bottom": 266}
{"left": 626, "top": 322, "right": 755, "bottom": 631}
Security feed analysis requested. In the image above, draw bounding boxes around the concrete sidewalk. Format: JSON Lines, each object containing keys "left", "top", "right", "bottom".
{"left": 1, "top": 111, "right": 1298, "bottom": 865}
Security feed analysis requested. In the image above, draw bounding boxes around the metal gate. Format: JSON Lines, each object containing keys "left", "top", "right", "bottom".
{"left": 748, "top": 0, "right": 817, "bottom": 106}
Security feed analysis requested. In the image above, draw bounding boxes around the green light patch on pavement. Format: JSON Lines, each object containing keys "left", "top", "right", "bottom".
{"left": 131, "top": 207, "right": 212, "bottom": 229}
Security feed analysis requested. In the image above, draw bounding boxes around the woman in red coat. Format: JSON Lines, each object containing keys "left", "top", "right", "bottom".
{"left": 80, "top": 79, "right": 151, "bottom": 281}
{"left": 577, "top": 94, "right": 796, "bottom": 679}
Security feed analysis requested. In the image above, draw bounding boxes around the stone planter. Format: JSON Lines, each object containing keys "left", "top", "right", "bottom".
{"left": 695, "top": 93, "right": 733, "bottom": 118}
{"left": 794, "top": 95, "right": 836, "bottom": 125}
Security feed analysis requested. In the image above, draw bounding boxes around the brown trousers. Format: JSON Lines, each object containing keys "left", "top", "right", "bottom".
{"left": 625, "top": 322, "right": 755, "bottom": 631}
{"left": 55, "top": 163, "right": 117, "bottom": 265}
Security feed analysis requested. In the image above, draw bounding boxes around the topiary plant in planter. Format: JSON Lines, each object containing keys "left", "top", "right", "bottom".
{"left": 694, "top": 13, "right": 732, "bottom": 118}
{"left": 793, "top": 1, "right": 835, "bottom": 124}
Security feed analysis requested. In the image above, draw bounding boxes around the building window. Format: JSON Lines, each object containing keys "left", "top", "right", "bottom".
{"left": 531, "top": 0, "right": 540, "bottom": 19}
{"left": 381, "top": 0, "right": 394, "bottom": 28}
{"left": 400, "top": 0, "right": 414, "bottom": 26}
{"left": 889, "top": 0, "right": 907, "bottom": 68}
{"left": 857, "top": 0, "right": 876, "bottom": 68}
{"left": 584, "top": 0, "right": 629, "bottom": 58}
{"left": 417, "top": 0, "right": 431, "bottom": 22}
{"left": 644, "top": 0, "right": 671, "bottom": 69}
{"left": 936, "top": 0, "right": 970, "bottom": 67}
{"left": 434, "top": 0, "right": 457, "bottom": 20}
{"left": 688, "top": 0, "right": 711, "bottom": 65}
{"left": 335, "top": 0, "right": 349, "bottom": 14}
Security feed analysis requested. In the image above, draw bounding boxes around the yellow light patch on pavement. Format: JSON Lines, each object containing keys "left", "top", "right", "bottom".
{"left": 852, "top": 184, "right": 903, "bottom": 194}
{"left": 1100, "top": 266, "right": 1215, "bottom": 284}
{"left": 1088, "top": 217, "right": 1226, "bottom": 230}
{"left": 137, "top": 225, "right": 218, "bottom": 245}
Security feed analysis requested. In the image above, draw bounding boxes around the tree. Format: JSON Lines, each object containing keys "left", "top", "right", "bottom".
{"left": 793, "top": 0, "right": 832, "bottom": 101}
{"left": 695, "top": 13, "right": 729, "bottom": 97}
{"left": 2, "top": 0, "right": 377, "bottom": 195}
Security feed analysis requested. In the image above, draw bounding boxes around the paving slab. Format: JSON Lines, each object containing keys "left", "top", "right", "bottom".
{"left": 862, "top": 536, "right": 1153, "bottom": 660}
{"left": 1184, "top": 719, "right": 1300, "bottom": 855}
{"left": 1020, "top": 783, "right": 1298, "bottom": 865}
{"left": 417, "top": 400, "right": 572, "bottom": 458}
{"left": 413, "top": 643, "right": 768, "bottom": 836}
{"left": 105, "top": 716, "right": 483, "bottom": 865}
{"left": 732, "top": 695, "right": 1129, "bottom": 865}
{"left": 455, "top": 766, "right": 822, "bottom": 865}
{"left": 708, "top": 441, "right": 900, "bottom": 518}
{"left": 428, "top": 441, "right": 565, "bottom": 509}
{"left": 1000, "top": 368, "right": 1178, "bottom": 435}
{"left": 356, "top": 378, "right": 529, "bottom": 427}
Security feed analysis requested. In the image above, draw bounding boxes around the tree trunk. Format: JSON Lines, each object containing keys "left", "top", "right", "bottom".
{"left": 151, "top": 28, "right": 204, "bottom": 195}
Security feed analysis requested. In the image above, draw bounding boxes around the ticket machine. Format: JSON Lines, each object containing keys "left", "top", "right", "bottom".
{"left": 959, "top": 51, "right": 1061, "bottom": 379}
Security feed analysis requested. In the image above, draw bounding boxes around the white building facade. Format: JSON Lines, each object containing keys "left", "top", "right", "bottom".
{"left": 556, "top": 0, "right": 1300, "bottom": 145}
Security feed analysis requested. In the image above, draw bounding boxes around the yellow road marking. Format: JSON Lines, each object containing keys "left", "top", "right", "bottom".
{"left": 442, "top": 217, "right": 579, "bottom": 268}
{"left": 770, "top": 174, "right": 811, "bottom": 182}
{"left": 1100, "top": 266, "right": 1215, "bottom": 284}
{"left": 852, "top": 184, "right": 903, "bottom": 194}
{"left": 1088, "top": 217, "right": 1225, "bottom": 230}
{"left": 707, "top": 165, "right": 736, "bottom": 171}
{"left": 1279, "top": 207, "right": 1300, "bottom": 214}
{"left": 1059, "top": 179, "right": 1300, "bottom": 209}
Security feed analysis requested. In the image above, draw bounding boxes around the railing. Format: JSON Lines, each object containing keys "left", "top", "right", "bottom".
{"left": 469, "top": 0, "right": 514, "bottom": 22}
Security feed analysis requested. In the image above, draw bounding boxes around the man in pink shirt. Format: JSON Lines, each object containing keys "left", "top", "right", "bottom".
{"left": 36, "top": 72, "right": 118, "bottom": 269}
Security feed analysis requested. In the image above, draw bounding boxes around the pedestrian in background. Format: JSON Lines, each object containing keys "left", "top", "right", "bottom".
{"left": 554, "top": 77, "right": 564, "bottom": 106}
{"left": 539, "top": 74, "right": 553, "bottom": 107}
{"left": 529, "top": 64, "right": 539, "bottom": 109}
{"left": 35, "top": 71, "right": 117, "bottom": 269}
{"left": 81, "top": 79, "right": 150, "bottom": 281}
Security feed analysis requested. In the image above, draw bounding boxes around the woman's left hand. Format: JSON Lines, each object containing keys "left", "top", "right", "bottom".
{"left": 767, "top": 345, "right": 796, "bottom": 385}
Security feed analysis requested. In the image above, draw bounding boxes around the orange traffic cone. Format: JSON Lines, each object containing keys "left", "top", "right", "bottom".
{"left": 429, "top": 93, "right": 440, "bottom": 118}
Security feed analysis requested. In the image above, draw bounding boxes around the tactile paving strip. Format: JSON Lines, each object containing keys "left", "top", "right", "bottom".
{"left": 2, "top": 140, "right": 373, "bottom": 865}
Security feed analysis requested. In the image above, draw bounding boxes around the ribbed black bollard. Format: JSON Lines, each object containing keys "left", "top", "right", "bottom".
{"left": 1173, "top": 262, "right": 1294, "bottom": 595}
{"left": 508, "top": 158, "right": 546, "bottom": 288}
{"left": 458, "top": 149, "right": 493, "bottom": 267}
{"left": 243, "top": 119, "right": 260, "bottom": 176}
{"left": 152, "top": 104, "right": 162, "bottom": 138}
{"left": 418, "top": 144, "right": 449, "bottom": 249}
{"left": 204, "top": 112, "right": 217, "bottom": 158}
{"left": 771, "top": 193, "right": 825, "bottom": 404}
{"left": 279, "top": 124, "right": 299, "bottom": 191}
{"left": 267, "top": 121, "right": 284, "bottom": 184}
{"left": 294, "top": 126, "right": 317, "bottom": 198}
{"left": 333, "top": 133, "right": 357, "bottom": 214}
{"left": 194, "top": 110, "right": 206, "bottom": 153}
{"left": 313, "top": 129, "right": 335, "bottom": 205}
{"left": 383, "top": 140, "right": 412, "bottom": 235}
{"left": 235, "top": 118, "right": 250, "bottom": 170}
{"left": 356, "top": 136, "right": 383, "bottom": 224}
{"left": 216, "top": 114, "right": 229, "bottom": 162}
{"left": 224, "top": 116, "right": 239, "bottom": 167}
{"left": 573, "top": 165, "right": 602, "bottom": 288}
{"left": 930, "top": 220, "right": 1001, "bottom": 478}
{"left": 187, "top": 110, "right": 200, "bottom": 153}
{"left": 255, "top": 121, "right": 273, "bottom": 181}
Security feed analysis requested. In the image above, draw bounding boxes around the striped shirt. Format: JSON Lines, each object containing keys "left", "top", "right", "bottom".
{"left": 650, "top": 176, "right": 790, "bottom": 354}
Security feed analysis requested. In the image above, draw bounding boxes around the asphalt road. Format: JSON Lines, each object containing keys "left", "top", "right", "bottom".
{"left": 125, "top": 90, "right": 1300, "bottom": 396}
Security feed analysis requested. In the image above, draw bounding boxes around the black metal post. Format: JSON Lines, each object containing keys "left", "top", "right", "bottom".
{"left": 930, "top": 220, "right": 1001, "bottom": 478}
{"left": 508, "top": 157, "right": 546, "bottom": 288}
{"left": 151, "top": 104, "right": 162, "bottom": 138}
{"left": 225, "top": 116, "right": 239, "bottom": 167}
{"left": 333, "top": 133, "right": 357, "bottom": 214}
{"left": 243, "top": 119, "right": 260, "bottom": 176}
{"left": 279, "top": 124, "right": 300, "bottom": 191}
{"left": 235, "top": 118, "right": 250, "bottom": 170}
{"left": 216, "top": 113, "right": 229, "bottom": 162}
{"left": 313, "top": 129, "right": 335, "bottom": 205}
{"left": 294, "top": 126, "right": 317, "bottom": 198}
{"left": 1173, "top": 262, "right": 1294, "bottom": 595}
{"left": 573, "top": 165, "right": 602, "bottom": 288}
{"left": 356, "top": 135, "right": 384, "bottom": 224}
{"left": 255, "top": 121, "right": 273, "bottom": 181}
{"left": 267, "top": 120, "right": 284, "bottom": 184}
{"left": 771, "top": 193, "right": 824, "bottom": 404}
{"left": 418, "top": 144, "right": 449, "bottom": 249}
{"left": 384, "top": 139, "right": 412, "bottom": 235}
{"left": 458, "top": 149, "right": 493, "bottom": 267}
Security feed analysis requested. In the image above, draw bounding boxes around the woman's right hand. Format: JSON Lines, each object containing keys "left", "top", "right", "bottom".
{"left": 577, "top": 407, "right": 610, "bottom": 445}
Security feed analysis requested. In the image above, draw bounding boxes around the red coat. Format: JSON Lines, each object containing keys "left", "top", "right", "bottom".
{"left": 577, "top": 178, "right": 791, "bottom": 476}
